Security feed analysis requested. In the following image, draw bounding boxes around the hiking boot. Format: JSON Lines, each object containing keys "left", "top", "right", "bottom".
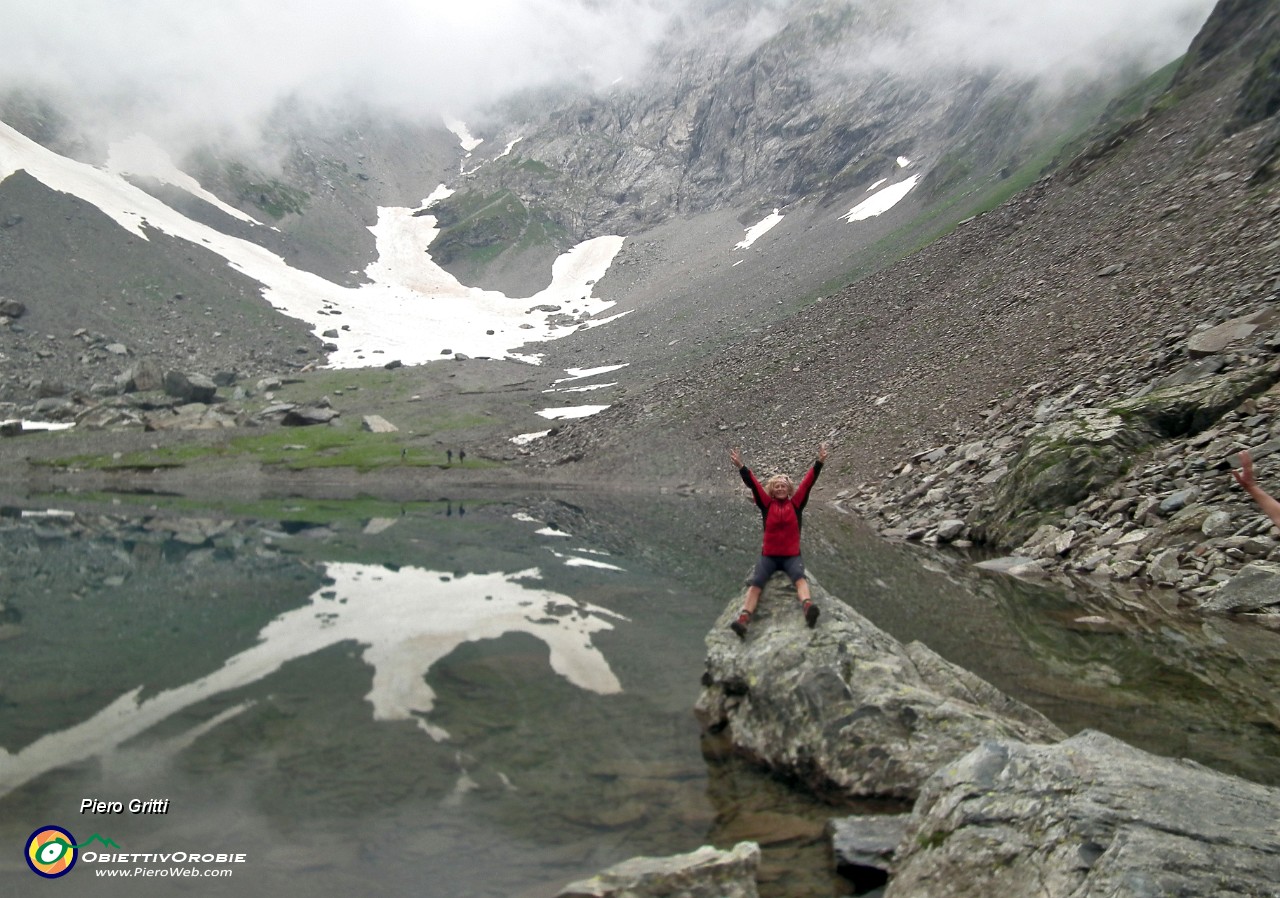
{"left": 803, "top": 601, "right": 819, "bottom": 628}
{"left": 729, "top": 611, "right": 751, "bottom": 639}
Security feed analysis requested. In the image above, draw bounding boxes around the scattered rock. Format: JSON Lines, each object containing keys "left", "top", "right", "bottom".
{"left": 362, "top": 415, "right": 398, "bottom": 433}
{"left": 557, "top": 842, "right": 760, "bottom": 898}
{"left": 162, "top": 370, "right": 217, "bottom": 403}
{"left": 1200, "top": 562, "right": 1280, "bottom": 613}
{"left": 282, "top": 407, "right": 340, "bottom": 426}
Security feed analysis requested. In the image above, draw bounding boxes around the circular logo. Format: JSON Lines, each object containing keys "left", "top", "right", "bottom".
{"left": 25, "top": 826, "right": 77, "bottom": 878}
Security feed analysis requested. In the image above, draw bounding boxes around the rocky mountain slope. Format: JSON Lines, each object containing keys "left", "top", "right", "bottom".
{"left": 527, "top": 0, "right": 1280, "bottom": 601}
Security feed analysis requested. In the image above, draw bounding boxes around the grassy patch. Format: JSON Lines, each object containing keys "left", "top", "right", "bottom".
{"left": 224, "top": 161, "right": 309, "bottom": 219}
{"left": 429, "top": 188, "right": 567, "bottom": 268}
{"left": 49, "top": 423, "right": 495, "bottom": 473}
{"left": 512, "top": 158, "right": 557, "bottom": 177}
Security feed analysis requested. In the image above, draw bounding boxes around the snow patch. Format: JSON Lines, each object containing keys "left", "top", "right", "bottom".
{"left": 510, "top": 431, "right": 551, "bottom": 445}
{"left": 444, "top": 118, "right": 483, "bottom": 152}
{"left": 1, "top": 121, "right": 629, "bottom": 369}
{"left": 537, "top": 405, "right": 609, "bottom": 420}
{"left": 735, "top": 209, "right": 783, "bottom": 250}
{"left": 557, "top": 364, "right": 630, "bottom": 382}
{"left": 842, "top": 175, "right": 921, "bottom": 223}
{"left": 107, "top": 135, "right": 260, "bottom": 225}
{"left": 544, "top": 382, "right": 616, "bottom": 394}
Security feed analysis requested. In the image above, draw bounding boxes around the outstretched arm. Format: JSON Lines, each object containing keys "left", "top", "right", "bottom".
{"left": 1232, "top": 450, "right": 1280, "bottom": 531}
{"left": 731, "top": 447, "right": 767, "bottom": 509}
{"left": 793, "top": 443, "right": 830, "bottom": 509}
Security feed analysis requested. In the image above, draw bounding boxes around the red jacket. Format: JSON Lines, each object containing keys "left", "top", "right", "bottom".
{"left": 740, "top": 462, "right": 822, "bottom": 556}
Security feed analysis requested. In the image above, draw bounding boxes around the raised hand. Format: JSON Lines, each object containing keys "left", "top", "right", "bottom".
{"left": 1232, "top": 450, "right": 1256, "bottom": 492}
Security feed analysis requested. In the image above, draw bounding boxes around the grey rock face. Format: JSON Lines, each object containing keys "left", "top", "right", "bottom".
{"left": 557, "top": 841, "right": 760, "bottom": 898}
{"left": 1200, "top": 561, "right": 1280, "bottom": 613}
{"left": 694, "top": 577, "right": 1064, "bottom": 800}
{"left": 116, "top": 359, "right": 165, "bottom": 394}
{"left": 281, "top": 406, "right": 340, "bottom": 426}
{"left": 829, "top": 814, "right": 910, "bottom": 893}
{"left": 162, "top": 370, "right": 217, "bottom": 403}
{"left": 887, "top": 730, "right": 1280, "bottom": 898}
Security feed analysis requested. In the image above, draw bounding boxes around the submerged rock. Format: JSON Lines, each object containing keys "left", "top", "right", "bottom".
{"left": 694, "top": 576, "right": 1064, "bottom": 801}
{"left": 557, "top": 841, "right": 760, "bottom": 898}
{"left": 887, "top": 730, "right": 1280, "bottom": 898}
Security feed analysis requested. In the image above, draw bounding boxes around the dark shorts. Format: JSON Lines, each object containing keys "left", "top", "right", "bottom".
{"left": 749, "top": 554, "right": 806, "bottom": 588}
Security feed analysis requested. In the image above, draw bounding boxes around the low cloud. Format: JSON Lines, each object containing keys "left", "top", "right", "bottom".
{"left": 0, "top": 0, "right": 1220, "bottom": 153}
{"left": 859, "top": 0, "right": 1218, "bottom": 86}
{"left": 0, "top": 0, "right": 680, "bottom": 148}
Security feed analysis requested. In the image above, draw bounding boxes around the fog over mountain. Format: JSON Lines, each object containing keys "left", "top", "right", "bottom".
{"left": 2, "top": 0, "right": 1216, "bottom": 157}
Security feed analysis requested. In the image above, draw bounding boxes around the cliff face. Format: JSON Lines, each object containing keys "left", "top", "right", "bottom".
{"left": 430, "top": 0, "right": 1126, "bottom": 284}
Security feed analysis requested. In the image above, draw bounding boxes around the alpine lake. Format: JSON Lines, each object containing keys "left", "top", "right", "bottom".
{"left": 2, "top": 485, "right": 1279, "bottom": 898}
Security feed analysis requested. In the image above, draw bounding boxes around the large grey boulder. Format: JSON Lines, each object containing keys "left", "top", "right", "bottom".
{"left": 116, "top": 358, "right": 165, "bottom": 393}
{"left": 694, "top": 577, "right": 1064, "bottom": 800}
{"left": 557, "top": 842, "right": 760, "bottom": 898}
{"left": 162, "top": 370, "right": 217, "bottom": 403}
{"left": 282, "top": 406, "right": 340, "bottom": 426}
{"left": 1200, "top": 561, "right": 1280, "bottom": 613}
{"left": 887, "top": 730, "right": 1280, "bottom": 898}
{"left": 1186, "top": 309, "right": 1280, "bottom": 357}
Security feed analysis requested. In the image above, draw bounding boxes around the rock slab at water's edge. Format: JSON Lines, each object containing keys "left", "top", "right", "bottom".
{"left": 887, "top": 729, "right": 1280, "bottom": 898}
{"left": 557, "top": 841, "right": 760, "bottom": 898}
{"left": 694, "top": 577, "right": 1065, "bottom": 800}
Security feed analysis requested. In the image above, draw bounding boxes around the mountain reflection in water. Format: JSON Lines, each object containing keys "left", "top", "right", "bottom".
{"left": 0, "top": 493, "right": 1277, "bottom": 898}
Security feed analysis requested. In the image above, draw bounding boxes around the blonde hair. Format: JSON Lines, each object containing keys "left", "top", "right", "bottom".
{"left": 765, "top": 473, "right": 794, "bottom": 494}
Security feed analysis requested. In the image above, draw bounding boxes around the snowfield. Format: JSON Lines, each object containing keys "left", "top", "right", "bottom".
{"left": 0, "top": 121, "right": 627, "bottom": 369}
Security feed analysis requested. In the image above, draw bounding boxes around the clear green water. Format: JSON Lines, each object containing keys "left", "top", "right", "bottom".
{"left": 1, "top": 492, "right": 1278, "bottom": 897}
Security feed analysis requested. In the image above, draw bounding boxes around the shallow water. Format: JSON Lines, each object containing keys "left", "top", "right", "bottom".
{"left": 1, "top": 492, "right": 1278, "bottom": 897}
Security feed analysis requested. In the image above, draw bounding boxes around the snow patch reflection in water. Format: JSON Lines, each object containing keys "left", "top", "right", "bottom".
{"left": 0, "top": 564, "right": 625, "bottom": 798}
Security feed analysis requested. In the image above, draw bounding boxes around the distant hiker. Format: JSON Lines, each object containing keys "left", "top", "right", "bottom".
{"left": 459, "top": 448, "right": 466, "bottom": 464}
{"left": 447, "top": 449, "right": 453, "bottom": 465}
{"left": 1230, "top": 449, "right": 1280, "bottom": 531}
{"left": 728, "top": 443, "right": 828, "bottom": 638}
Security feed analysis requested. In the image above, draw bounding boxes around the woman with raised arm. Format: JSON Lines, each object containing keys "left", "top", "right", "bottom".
{"left": 727, "top": 443, "right": 828, "bottom": 639}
